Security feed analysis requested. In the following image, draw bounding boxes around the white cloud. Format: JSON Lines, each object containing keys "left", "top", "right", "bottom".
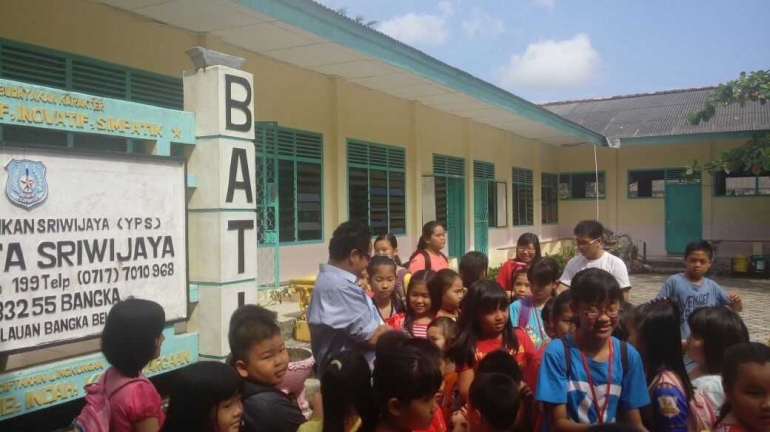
{"left": 461, "top": 9, "right": 505, "bottom": 38}
{"left": 533, "top": 0, "right": 556, "bottom": 12}
{"left": 495, "top": 33, "right": 600, "bottom": 90}
{"left": 377, "top": 2, "right": 453, "bottom": 46}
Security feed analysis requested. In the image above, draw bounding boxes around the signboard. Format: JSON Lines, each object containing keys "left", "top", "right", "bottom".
{"left": 0, "top": 147, "right": 187, "bottom": 353}
{"left": 0, "top": 329, "right": 198, "bottom": 420}
{"left": 0, "top": 78, "right": 195, "bottom": 144}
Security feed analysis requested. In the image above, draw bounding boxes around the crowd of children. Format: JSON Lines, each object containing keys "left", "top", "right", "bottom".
{"left": 83, "top": 219, "right": 769, "bottom": 432}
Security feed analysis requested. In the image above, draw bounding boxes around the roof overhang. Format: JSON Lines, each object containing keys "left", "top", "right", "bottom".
{"left": 101, "top": 0, "right": 608, "bottom": 147}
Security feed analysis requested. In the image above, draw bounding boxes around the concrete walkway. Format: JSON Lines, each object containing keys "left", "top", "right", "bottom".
{"left": 628, "top": 274, "right": 770, "bottom": 343}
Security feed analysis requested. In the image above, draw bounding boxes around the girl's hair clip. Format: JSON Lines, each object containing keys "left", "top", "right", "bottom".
{"left": 330, "top": 359, "right": 343, "bottom": 370}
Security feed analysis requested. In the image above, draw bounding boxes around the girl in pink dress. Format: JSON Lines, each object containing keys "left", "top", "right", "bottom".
{"left": 101, "top": 298, "right": 166, "bottom": 432}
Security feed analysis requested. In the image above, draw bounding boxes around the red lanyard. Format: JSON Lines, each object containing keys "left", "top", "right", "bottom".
{"left": 578, "top": 339, "right": 613, "bottom": 424}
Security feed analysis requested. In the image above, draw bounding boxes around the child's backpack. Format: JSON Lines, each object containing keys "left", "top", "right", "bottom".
{"left": 517, "top": 297, "right": 534, "bottom": 329}
{"left": 71, "top": 371, "right": 143, "bottom": 432}
{"left": 651, "top": 369, "right": 716, "bottom": 432}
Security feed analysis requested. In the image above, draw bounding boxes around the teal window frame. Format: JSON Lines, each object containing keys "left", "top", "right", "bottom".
{"left": 627, "top": 168, "right": 688, "bottom": 199}
{"left": 512, "top": 167, "right": 534, "bottom": 226}
{"left": 559, "top": 171, "right": 607, "bottom": 200}
{"left": 347, "top": 139, "right": 407, "bottom": 235}
{"left": 473, "top": 160, "right": 498, "bottom": 228}
{"left": 713, "top": 171, "right": 770, "bottom": 197}
{"left": 0, "top": 38, "right": 182, "bottom": 153}
{"left": 256, "top": 125, "right": 324, "bottom": 245}
{"left": 541, "top": 172, "right": 559, "bottom": 225}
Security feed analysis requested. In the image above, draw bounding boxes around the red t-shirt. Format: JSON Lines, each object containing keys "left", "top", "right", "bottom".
{"left": 495, "top": 259, "right": 529, "bottom": 292}
{"left": 413, "top": 406, "right": 447, "bottom": 432}
{"left": 716, "top": 424, "right": 749, "bottom": 432}
{"left": 457, "top": 328, "right": 537, "bottom": 388}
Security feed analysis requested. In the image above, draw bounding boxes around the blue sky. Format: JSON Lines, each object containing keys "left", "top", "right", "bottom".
{"left": 315, "top": 0, "right": 769, "bottom": 103}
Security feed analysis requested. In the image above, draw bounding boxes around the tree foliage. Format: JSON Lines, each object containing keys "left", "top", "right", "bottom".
{"left": 687, "top": 70, "right": 770, "bottom": 125}
{"left": 333, "top": 6, "right": 378, "bottom": 27}
{"left": 686, "top": 70, "right": 770, "bottom": 175}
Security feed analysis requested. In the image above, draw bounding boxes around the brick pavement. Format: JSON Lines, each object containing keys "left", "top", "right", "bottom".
{"left": 629, "top": 274, "right": 770, "bottom": 343}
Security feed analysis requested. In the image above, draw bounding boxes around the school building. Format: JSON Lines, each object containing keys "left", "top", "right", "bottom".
{"left": 1, "top": 0, "right": 769, "bottom": 287}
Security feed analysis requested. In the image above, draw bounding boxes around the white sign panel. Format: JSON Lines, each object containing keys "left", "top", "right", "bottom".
{"left": 0, "top": 147, "right": 187, "bottom": 353}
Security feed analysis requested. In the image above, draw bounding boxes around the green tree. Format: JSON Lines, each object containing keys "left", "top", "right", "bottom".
{"left": 687, "top": 70, "right": 770, "bottom": 175}
{"left": 334, "top": 7, "right": 378, "bottom": 27}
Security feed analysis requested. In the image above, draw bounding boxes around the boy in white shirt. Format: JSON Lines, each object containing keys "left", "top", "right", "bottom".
{"left": 558, "top": 220, "right": 632, "bottom": 302}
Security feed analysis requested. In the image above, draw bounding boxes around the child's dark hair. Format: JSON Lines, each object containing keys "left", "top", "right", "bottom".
{"left": 688, "top": 306, "right": 749, "bottom": 374}
{"left": 429, "top": 316, "right": 458, "bottom": 346}
{"left": 373, "top": 340, "right": 443, "bottom": 416}
{"left": 574, "top": 220, "right": 604, "bottom": 240}
{"left": 321, "top": 351, "right": 377, "bottom": 432}
{"left": 613, "top": 302, "right": 635, "bottom": 341}
{"left": 162, "top": 361, "right": 242, "bottom": 432}
{"left": 459, "top": 251, "right": 489, "bottom": 288}
{"left": 228, "top": 305, "right": 281, "bottom": 363}
{"left": 410, "top": 221, "right": 445, "bottom": 258}
{"left": 476, "top": 350, "right": 523, "bottom": 383}
{"left": 684, "top": 240, "right": 713, "bottom": 260}
{"left": 101, "top": 298, "right": 165, "bottom": 377}
{"left": 634, "top": 299, "right": 694, "bottom": 400}
{"left": 404, "top": 270, "right": 437, "bottom": 336}
{"left": 375, "top": 331, "right": 411, "bottom": 361}
{"left": 367, "top": 255, "right": 398, "bottom": 279}
{"left": 552, "top": 290, "right": 572, "bottom": 319}
{"left": 516, "top": 232, "right": 542, "bottom": 260}
{"left": 449, "top": 280, "right": 519, "bottom": 368}
{"left": 428, "top": 269, "right": 461, "bottom": 310}
{"left": 469, "top": 372, "right": 520, "bottom": 431}
{"left": 527, "top": 257, "right": 560, "bottom": 287}
{"left": 329, "top": 220, "right": 371, "bottom": 261}
{"left": 374, "top": 233, "right": 403, "bottom": 266}
{"left": 586, "top": 425, "right": 641, "bottom": 432}
{"left": 719, "top": 342, "right": 770, "bottom": 422}
{"left": 570, "top": 268, "right": 623, "bottom": 306}
{"left": 541, "top": 297, "right": 556, "bottom": 325}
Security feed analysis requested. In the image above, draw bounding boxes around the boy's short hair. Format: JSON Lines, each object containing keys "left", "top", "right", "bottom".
{"left": 329, "top": 220, "right": 371, "bottom": 261}
{"left": 684, "top": 240, "right": 713, "bottom": 260}
{"left": 527, "top": 257, "right": 560, "bottom": 287}
{"left": 570, "top": 268, "right": 623, "bottom": 306}
{"left": 469, "top": 372, "right": 520, "bottom": 430}
{"left": 476, "top": 350, "right": 523, "bottom": 383}
{"left": 574, "top": 220, "right": 604, "bottom": 240}
{"left": 228, "top": 305, "right": 281, "bottom": 363}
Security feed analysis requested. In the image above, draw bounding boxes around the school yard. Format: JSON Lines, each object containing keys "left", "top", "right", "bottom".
{"left": 628, "top": 274, "right": 770, "bottom": 343}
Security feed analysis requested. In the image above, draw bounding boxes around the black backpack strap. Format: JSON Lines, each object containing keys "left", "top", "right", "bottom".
{"left": 420, "top": 250, "right": 432, "bottom": 271}
{"left": 620, "top": 341, "right": 628, "bottom": 376}
{"left": 560, "top": 337, "right": 571, "bottom": 379}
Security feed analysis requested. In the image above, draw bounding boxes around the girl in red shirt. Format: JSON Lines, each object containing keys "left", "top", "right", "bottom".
{"left": 388, "top": 270, "right": 437, "bottom": 338}
{"left": 715, "top": 342, "right": 770, "bottom": 432}
{"left": 496, "top": 233, "right": 541, "bottom": 296}
{"left": 448, "top": 280, "right": 536, "bottom": 403}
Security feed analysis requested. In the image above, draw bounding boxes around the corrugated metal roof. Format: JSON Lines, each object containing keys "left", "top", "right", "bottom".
{"left": 542, "top": 87, "right": 770, "bottom": 139}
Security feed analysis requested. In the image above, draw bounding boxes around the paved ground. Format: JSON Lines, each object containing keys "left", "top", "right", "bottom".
{"left": 628, "top": 274, "right": 770, "bottom": 343}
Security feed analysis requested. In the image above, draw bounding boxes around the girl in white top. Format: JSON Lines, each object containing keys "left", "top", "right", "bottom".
{"left": 686, "top": 306, "right": 750, "bottom": 414}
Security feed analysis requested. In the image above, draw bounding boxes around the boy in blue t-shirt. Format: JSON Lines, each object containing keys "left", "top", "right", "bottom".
{"left": 656, "top": 240, "right": 743, "bottom": 338}
{"left": 536, "top": 268, "right": 649, "bottom": 431}
{"left": 509, "top": 258, "right": 560, "bottom": 348}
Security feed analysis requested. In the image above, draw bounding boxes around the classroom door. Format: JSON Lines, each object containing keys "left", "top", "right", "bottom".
{"left": 473, "top": 180, "right": 489, "bottom": 255}
{"left": 665, "top": 183, "right": 702, "bottom": 254}
{"left": 446, "top": 177, "right": 466, "bottom": 258}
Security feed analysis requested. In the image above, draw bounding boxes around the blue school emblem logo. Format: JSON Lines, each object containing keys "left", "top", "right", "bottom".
{"left": 5, "top": 159, "right": 49, "bottom": 209}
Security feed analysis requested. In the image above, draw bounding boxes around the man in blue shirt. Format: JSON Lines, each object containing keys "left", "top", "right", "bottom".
{"left": 307, "top": 220, "right": 392, "bottom": 378}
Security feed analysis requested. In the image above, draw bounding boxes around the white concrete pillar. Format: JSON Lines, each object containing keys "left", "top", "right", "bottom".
{"left": 183, "top": 61, "right": 257, "bottom": 359}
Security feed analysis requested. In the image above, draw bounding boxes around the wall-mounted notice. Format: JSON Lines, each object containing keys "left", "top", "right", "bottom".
{"left": 0, "top": 147, "right": 187, "bottom": 353}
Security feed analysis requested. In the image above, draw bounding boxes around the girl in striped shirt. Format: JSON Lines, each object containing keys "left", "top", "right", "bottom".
{"left": 389, "top": 270, "right": 437, "bottom": 339}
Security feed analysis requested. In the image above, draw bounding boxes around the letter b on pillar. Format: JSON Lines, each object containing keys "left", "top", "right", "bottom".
{"left": 184, "top": 66, "right": 254, "bottom": 139}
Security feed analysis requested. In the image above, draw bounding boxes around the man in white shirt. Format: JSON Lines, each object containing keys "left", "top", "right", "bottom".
{"left": 558, "top": 220, "right": 632, "bottom": 302}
